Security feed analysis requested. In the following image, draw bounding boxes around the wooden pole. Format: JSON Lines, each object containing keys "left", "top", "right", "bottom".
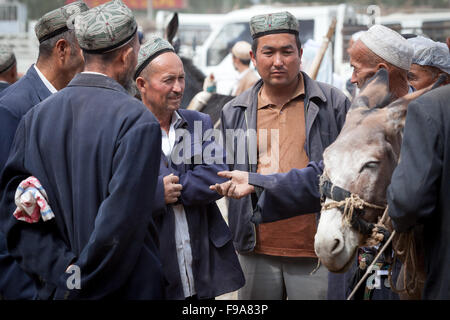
{"left": 307, "top": 18, "right": 337, "bottom": 80}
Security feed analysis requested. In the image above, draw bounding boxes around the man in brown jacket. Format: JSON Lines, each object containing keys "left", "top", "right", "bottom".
{"left": 219, "top": 11, "right": 350, "bottom": 300}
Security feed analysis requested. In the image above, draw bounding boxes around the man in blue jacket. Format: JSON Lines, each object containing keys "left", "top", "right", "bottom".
{"left": 0, "top": 1, "right": 164, "bottom": 299}
{"left": 0, "top": 1, "right": 88, "bottom": 300}
{"left": 135, "top": 35, "right": 245, "bottom": 300}
{"left": 387, "top": 85, "right": 450, "bottom": 299}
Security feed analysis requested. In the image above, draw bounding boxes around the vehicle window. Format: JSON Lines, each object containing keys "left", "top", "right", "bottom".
{"left": 179, "top": 25, "right": 212, "bottom": 50}
{"left": 0, "top": 4, "right": 18, "bottom": 21}
{"left": 341, "top": 24, "right": 368, "bottom": 62}
{"left": 422, "top": 20, "right": 450, "bottom": 43}
{"left": 298, "top": 20, "right": 314, "bottom": 46}
{"left": 207, "top": 22, "right": 250, "bottom": 66}
{"left": 206, "top": 20, "right": 315, "bottom": 67}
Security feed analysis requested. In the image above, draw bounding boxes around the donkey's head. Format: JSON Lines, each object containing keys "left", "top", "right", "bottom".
{"left": 314, "top": 69, "right": 441, "bottom": 272}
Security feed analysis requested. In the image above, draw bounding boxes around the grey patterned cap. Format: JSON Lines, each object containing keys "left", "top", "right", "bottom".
{"left": 74, "top": 0, "right": 138, "bottom": 54}
{"left": 408, "top": 36, "right": 450, "bottom": 74}
{"left": 250, "top": 11, "right": 299, "bottom": 40}
{"left": 0, "top": 45, "right": 16, "bottom": 74}
{"left": 35, "top": 1, "right": 89, "bottom": 44}
{"left": 134, "top": 35, "right": 175, "bottom": 79}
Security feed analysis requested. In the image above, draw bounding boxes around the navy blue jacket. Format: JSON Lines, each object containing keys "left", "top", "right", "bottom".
{"left": 0, "top": 65, "right": 51, "bottom": 299}
{"left": 0, "top": 73, "right": 164, "bottom": 299}
{"left": 248, "top": 161, "right": 324, "bottom": 224}
{"left": 0, "top": 82, "right": 9, "bottom": 95}
{"left": 153, "top": 109, "right": 245, "bottom": 299}
{"left": 388, "top": 85, "right": 450, "bottom": 299}
{"left": 0, "top": 65, "right": 51, "bottom": 170}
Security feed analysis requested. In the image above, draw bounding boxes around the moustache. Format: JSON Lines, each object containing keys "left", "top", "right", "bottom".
{"left": 168, "top": 93, "right": 183, "bottom": 99}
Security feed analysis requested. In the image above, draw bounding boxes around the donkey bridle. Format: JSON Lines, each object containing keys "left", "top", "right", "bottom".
{"left": 320, "top": 178, "right": 387, "bottom": 236}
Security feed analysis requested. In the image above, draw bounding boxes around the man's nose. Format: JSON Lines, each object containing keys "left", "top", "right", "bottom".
{"left": 173, "top": 80, "right": 184, "bottom": 93}
{"left": 350, "top": 72, "right": 358, "bottom": 85}
{"left": 273, "top": 52, "right": 283, "bottom": 67}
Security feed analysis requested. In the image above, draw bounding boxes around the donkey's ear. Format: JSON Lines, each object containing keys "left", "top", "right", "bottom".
{"left": 165, "top": 12, "right": 179, "bottom": 45}
{"left": 385, "top": 74, "right": 447, "bottom": 135}
{"left": 351, "top": 68, "right": 391, "bottom": 109}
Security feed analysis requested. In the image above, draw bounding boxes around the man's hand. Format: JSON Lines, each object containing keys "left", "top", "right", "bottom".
{"left": 163, "top": 173, "right": 182, "bottom": 204}
{"left": 209, "top": 170, "right": 255, "bottom": 199}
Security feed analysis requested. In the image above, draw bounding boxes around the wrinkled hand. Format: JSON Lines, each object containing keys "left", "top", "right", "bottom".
{"left": 164, "top": 174, "right": 182, "bottom": 204}
{"left": 209, "top": 170, "right": 254, "bottom": 199}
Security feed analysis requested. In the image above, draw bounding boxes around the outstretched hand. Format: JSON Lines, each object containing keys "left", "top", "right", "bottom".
{"left": 209, "top": 170, "right": 254, "bottom": 199}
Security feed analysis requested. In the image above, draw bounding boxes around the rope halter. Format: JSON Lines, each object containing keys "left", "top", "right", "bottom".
{"left": 319, "top": 175, "right": 387, "bottom": 238}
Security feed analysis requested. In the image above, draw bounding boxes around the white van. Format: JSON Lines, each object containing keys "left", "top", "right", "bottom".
{"left": 155, "top": 10, "right": 226, "bottom": 58}
{"left": 379, "top": 10, "right": 450, "bottom": 42}
{"left": 193, "top": 4, "right": 368, "bottom": 94}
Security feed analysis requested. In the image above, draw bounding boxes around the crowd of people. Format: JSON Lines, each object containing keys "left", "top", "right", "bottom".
{"left": 0, "top": 0, "right": 449, "bottom": 300}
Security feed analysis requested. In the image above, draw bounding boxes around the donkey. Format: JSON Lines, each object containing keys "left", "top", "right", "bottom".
{"left": 164, "top": 12, "right": 234, "bottom": 120}
{"left": 314, "top": 68, "right": 442, "bottom": 299}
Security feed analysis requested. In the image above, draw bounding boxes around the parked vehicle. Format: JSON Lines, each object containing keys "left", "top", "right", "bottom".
{"left": 379, "top": 10, "right": 450, "bottom": 43}
{"left": 155, "top": 10, "right": 226, "bottom": 58}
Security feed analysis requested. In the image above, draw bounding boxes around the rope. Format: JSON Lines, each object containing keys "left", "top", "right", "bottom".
{"left": 388, "top": 230, "right": 423, "bottom": 296}
{"left": 347, "top": 230, "right": 396, "bottom": 300}
{"left": 321, "top": 183, "right": 423, "bottom": 298}
{"left": 321, "top": 193, "right": 385, "bottom": 237}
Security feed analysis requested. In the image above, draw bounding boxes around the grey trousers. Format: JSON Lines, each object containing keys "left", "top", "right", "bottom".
{"left": 238, "top": 252, "right": 328, "bottom": 300}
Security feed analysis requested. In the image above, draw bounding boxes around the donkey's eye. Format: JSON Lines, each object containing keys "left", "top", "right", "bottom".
{"left": 360, "top": 161, "right": 380, "bottom": 172}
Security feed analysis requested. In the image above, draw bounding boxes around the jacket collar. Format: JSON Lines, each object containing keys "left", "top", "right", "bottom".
{"left": 26, "top": 64, "right": 53, "bottom": 101}
{"left": 67, "top": 72, "right": 129, "bottom": 94}
{"left": 229, "top": 71, "right": 327, "bottom": 108}
{"left": 302, "top": 71, "right": 327, "bottom": 104}
{"left": 174, "top": 109, "right": 189, "bottom": 130}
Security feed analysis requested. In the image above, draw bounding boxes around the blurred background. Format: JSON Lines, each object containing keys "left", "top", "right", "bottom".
{"left": 1, "top": 0, "right": 449, "bottom": 93}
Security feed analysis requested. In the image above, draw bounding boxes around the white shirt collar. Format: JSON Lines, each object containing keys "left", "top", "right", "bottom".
{"left": 161, "top": 111, "right": 183, "bottom": 158}
{"left": 34, "top": 64, "right": 57, "bottom": 94}
{"left": 82, "top": 71, "right": 108, "bottom": 77}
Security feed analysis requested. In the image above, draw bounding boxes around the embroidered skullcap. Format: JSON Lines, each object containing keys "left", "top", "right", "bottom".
{"left": 407, "top": 36, "right": 450, "bottom": 74}
{"left": 250, "top": 11, "right": 299, "bottom": 40}
{"left": 35, "top": 1, "right": 89, "bottom": 44}
{"left": 74, "top": 0, "right": 137, "bottom": 54}
{"left": 0, "top": 45, "right": 16, "bottom": 74}
{"left": 359, "top": 24, "right": 413, "bottom": 71}
{"left": 134, "top": 34, "right": 175, "bottom": 79}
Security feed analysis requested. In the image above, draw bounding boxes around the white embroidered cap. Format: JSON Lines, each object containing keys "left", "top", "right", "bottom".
{"left": 359, "top": 24, "right": 413, "bottom": 70}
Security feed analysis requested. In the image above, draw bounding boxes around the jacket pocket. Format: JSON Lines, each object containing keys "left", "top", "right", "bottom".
{"left": 208, "top": 204, "right": 232, "bottom": 248}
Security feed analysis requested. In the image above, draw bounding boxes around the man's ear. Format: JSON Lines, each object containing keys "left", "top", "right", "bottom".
{"left": 120, "top": 45, "right": 134, "bottom": 64}
{"left": 55, "top": 39, "right": 69, "bottom": 62}
{"left": 250, "top": 50, "right": 256, "bottom": 67}
{"left": 136, "top": 76, "right": 146, "bottom": 91}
